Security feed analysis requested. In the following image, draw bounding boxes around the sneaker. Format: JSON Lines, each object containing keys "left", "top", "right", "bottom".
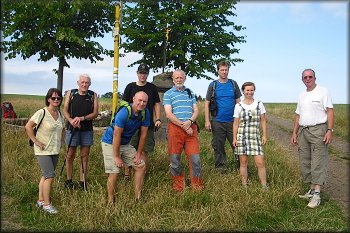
{"left": 36, "top": 200, "right": 44, "bottom": 208}
{"left": 298, "top": 189, "right": 314, "bottom": 199}
{"left": 261, "top": 184, "right": 269, "bottom": 191}
{"left": 307, "top": 194, "right": 321, "bottom": 208}
{"left": 64, "top": 179, "right": 74, "bottom": 190}
{"left": 43, "top": 204, "right": 58, "bottom": 214}
{"left": 79, "top": 181, "right": 87, "bottom": 191}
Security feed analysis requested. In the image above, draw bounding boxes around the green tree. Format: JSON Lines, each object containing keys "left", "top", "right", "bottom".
{"left": 1, "top": 0, "right": 115, "bottom": 91}
{"left": 101, "top": 91, "right": 113, "bottom": 98}
{"left": 121, "top": 1, "right": 246, "bottom": 80}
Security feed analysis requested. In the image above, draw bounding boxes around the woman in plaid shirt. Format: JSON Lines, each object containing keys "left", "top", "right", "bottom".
{"left": 233, "top": 82, "right": 268, "bottom": 189}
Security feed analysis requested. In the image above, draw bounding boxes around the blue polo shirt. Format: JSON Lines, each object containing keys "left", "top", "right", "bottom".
{"left": 163, "top": 86, "right": 196, "bottom": 122}
{"left": 101, "top": 105, "right": 150, "bottom": 145}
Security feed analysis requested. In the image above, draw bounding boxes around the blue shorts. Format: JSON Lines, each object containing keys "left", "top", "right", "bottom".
{"left": 66, "top": 130, "right": 93, "bottom": 147}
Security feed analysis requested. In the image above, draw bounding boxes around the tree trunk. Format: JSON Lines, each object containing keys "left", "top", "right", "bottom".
{"left": 57, "top": 57, "right": 65, "bottom": 92}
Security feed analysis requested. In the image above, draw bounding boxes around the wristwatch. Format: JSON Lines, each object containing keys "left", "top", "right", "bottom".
{"left": 327, "top": 128, "right": 334, "bottom": 132}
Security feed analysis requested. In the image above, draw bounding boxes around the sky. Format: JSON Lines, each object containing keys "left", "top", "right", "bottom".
{"left": 1, "top": 1, "right": 348, "bottom": 104}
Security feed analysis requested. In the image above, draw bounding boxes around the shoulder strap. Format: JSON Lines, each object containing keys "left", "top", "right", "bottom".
{"left": 69, "top": 89, "right": 94, "bottom": 111}
{"left": 184, "top": 88, "right": 193, "bottom": 99}
{"left": 36, "top": 109, "right": 46, "bottom": 130}
{"left": 110, "top": 101, "right": 131, "bottom": 126}
{"left": 211, "top": 81, "right": 217, "bottom": 98}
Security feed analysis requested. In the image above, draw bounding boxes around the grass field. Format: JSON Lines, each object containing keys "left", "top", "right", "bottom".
{"left": 1, "top": 94, "right": 348, "bottom": 231}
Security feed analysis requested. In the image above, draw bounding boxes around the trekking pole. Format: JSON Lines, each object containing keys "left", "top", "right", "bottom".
{"left": 57, "top": 128, "right": 75, "bottom": 190}
{"left": 81, "top": 152, "right": 87, "bottom": 191}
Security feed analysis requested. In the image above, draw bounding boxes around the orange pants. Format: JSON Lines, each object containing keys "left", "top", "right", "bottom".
{"left": 167, "top": 122, "right": 203, "bottom": 191}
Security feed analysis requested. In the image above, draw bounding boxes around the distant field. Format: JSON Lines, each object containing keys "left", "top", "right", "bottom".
{"left": 2, "top": 94, "right": 348, "bottom": 141}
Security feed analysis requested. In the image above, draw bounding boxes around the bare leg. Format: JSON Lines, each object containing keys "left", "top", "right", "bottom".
{"left": 254, "top": 155, "right": 267, "bottom": 185}
{"left": 107, "top": 173, "right": 118, "bottom": 203}
{"left": 141, "top": 151, "right": 148, "bottom": 175}
{"left": 43, "top": 178, "right": 54, "bottom": 205}
{"left": 133, "top": 164, "right": 146, "bottom": 200}
{"left": 38, "top": 176, "right": 45, "bottom": 201}
{"left": 66, "top": 147, "right": 77, "bottom": 180}
{"left": 240, "top": 155, "right": 248, "bottom": 185}
{"left": 79, "top": 146, "right": 90, "bottom": 182}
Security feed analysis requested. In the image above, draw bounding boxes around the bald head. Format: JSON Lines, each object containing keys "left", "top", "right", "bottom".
{"left": 132, "top": 91, "right": 148, "bottom": 111}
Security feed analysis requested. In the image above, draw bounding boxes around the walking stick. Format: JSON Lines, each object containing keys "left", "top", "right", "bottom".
{"left": 57, "top": 128, "right": 75, "bottom": 189}
{"left": 80, "top": 153, "right": 87, "bottom": 191}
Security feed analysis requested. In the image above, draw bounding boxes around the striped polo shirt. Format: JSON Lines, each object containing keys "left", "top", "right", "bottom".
{"left": 163, "top": 86, "right": 196, "bottom": 122}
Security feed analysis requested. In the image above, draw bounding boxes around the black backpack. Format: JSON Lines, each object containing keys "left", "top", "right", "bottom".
{"left": 209, "top": 79, "right": 235, "bottom": 117}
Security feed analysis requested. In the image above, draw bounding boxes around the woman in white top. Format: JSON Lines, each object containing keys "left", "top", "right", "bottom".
{"left": 233, "top": 82, "right": 268, "bottom": 189}
{"left": 25, "top": 88, "right": 65, "bottom": 214}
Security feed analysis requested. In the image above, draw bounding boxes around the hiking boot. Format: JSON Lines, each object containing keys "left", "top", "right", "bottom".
{"left": 36, "top": 200, "right": 44, "bottom": 209}
{"left": 307, "top": 194, "right": 321, "bottom": 208}
{"left": 43, "top": 204, "right": 58, "bottom": 214}
{"left": 79, "top": 181, "right": 88, "bottom": 191}
{"left": 64, "top": 179, "right": 74, "bottom": 190}
{"left": 298, "top": 189, "right": 314, "bottom": 200}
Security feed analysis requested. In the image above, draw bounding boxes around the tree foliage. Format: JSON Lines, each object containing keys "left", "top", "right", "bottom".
{"left": 121, "top": 1, "right": 246, "bottom": 80}
{"left": 1, "top": 0, "right": 115, "bottom": 91}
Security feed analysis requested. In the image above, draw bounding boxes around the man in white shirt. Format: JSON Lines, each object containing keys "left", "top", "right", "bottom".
{"left": 291, "top": 68, "right": 334, "bottom": 209}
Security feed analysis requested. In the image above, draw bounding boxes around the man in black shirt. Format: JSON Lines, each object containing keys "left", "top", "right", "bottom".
{"left": 63, "top": 74, "right": 99, "bottom": 190}
{"left": 122, "top": 64, "right": 161, "bottom": 178}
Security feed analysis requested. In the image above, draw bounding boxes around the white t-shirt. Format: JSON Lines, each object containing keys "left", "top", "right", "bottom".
{"left": 30, "top": 107, "right": 64, "bottom": 155}
{"left": 233, "top": 99, "right": 266, "bottom": 118}
{"left": 296, "top": 85, "right": 333, "bottom": 126}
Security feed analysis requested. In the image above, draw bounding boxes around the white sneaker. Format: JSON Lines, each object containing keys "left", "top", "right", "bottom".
{"left": 298, "top": 189, "right": 314, "bottom": 199}
{"left": 36, "top": 200, "right": 44, "bottom": 209}
{"left": 43, "top": 204, "right": 58, "bottom": 214}
{"left": 307, "top": 194, "right": 321, "bottom": 208}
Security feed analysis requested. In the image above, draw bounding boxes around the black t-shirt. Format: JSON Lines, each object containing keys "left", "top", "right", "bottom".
{"left": 122, "top": 82, "right": 160, "bottom": 128}
{"left": 67, "top": 90, "right": 94, "bottom": 131}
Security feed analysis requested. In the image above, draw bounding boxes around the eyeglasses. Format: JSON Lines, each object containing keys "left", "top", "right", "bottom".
{"left": 50, "top": 97, "right": 62, "bottom": 101}
{"left": 303, "top": 76, "right": 314, "bottom": 80}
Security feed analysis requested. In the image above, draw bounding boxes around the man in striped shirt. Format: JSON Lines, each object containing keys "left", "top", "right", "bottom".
{"left": 163, "top": 69, "right": 203, "bottom": 192}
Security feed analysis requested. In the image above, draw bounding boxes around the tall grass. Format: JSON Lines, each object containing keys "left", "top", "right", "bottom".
{"left": 1, "top": 95, "right": 348, "bottom": 231}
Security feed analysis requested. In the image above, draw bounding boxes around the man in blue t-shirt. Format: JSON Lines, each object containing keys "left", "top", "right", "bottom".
{"left": 204, "top": 60, "right": 242, "bottom": 173}
{"left": 101, "top": 91, "right": 150, "bottom": 204}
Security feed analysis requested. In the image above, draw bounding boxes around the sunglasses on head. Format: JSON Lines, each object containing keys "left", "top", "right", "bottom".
{"left": 51, "top": 97, "right": 62, "bottom": 101}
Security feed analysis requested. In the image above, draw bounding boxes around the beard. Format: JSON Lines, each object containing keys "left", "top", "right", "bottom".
{"left": 174, "top": 83, "right": 184, "bottom": 88}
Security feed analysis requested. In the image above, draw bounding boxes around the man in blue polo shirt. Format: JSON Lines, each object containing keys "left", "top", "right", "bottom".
{"left": 101, "top": 91, "right": 150, "bottom": 204}
{"left": 204, "top": 60, "right": 242, "bottom": 173}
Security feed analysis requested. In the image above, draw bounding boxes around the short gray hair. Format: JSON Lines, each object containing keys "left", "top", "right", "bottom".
{"left": 78, "top": 73, "right": 91, "bottom": 82}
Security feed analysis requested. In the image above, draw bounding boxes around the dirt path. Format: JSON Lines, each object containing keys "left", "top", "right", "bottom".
{"left": 267, "top": 114, "right": 349, "bottom": 219}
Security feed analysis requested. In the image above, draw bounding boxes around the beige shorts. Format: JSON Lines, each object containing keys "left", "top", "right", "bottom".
{"left": 101, "top": 142, "right": 145, "bottom": 173}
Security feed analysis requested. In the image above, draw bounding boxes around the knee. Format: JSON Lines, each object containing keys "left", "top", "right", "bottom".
{"left": 44, "top": 177, "right": 54, "bottom": 182}
{"left": 190, "top": 154, "right": 202, "bottom": 176}
{"left": 170, "top": 154, "right": 181, "bottom": 169}
{"left": 134, "top": 163, "right": 146, "bottom": 172}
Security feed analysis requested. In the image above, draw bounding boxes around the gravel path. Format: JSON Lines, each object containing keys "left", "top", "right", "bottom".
{"left": 267, "top": 114, "right": 349, "bottom": 219}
